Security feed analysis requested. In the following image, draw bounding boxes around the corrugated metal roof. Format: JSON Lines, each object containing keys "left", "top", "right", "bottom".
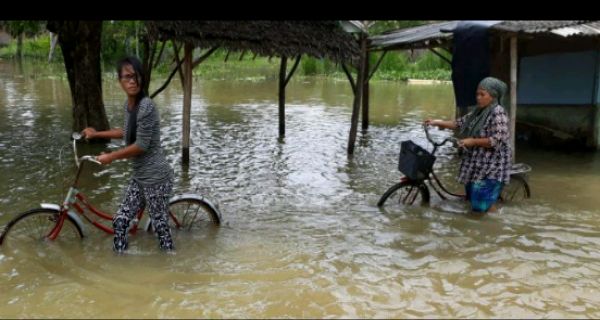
{"left": 550, "top": 21, "right": 600, "bottom": 37}
{"left": 491, "top": 20, "right": 585, "bottom": 33}
{"left": 369, "top": 21, "right": 600, "bottom": 51}
{"left": 369, "top": 21, "right": 458, "bottom": 50}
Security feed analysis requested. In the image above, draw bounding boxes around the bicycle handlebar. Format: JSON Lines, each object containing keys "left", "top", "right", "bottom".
{"left": 423, "top": 124, "right": 459, "bottom": 148}
{"left": 79, "top": 155, "right": 102, "bottom": 165}
{"left": 72, "top": 132, "right": 101, "bottom": 167}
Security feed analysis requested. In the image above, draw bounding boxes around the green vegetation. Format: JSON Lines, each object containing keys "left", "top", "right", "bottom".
{"left": 0, "top": 20, "right": 452, "bottom": 82}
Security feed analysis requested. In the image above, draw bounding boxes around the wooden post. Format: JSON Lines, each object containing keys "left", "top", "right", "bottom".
{"left": 592, "top": 48, "right": 600, "bottom": 148}
{"left": 182, "top": 42, "right": 193, "bottom": 165}
{"left": 279, "top": 56, "right": 287, "bottom": 138}
{"left": 510, "top": 36, "right": 517, "bottom": 161}
{"left": 348, "top": 34, "right": 367, "bottom": 155}
{"left": 361, "top": 51, "right": 370, "bottom": 130}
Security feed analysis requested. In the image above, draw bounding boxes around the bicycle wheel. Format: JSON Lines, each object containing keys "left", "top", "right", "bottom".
{"left": 146, "top": 198, "right": 220, "bottom": 232}
{"left": 377, "top": 181, "right": 430, "bottom": 207}
{"left": 0, "top": 208, "right": 84, "bottom": 246}
{"left": 501, "top": 174, "right": 531, "bottom": 202}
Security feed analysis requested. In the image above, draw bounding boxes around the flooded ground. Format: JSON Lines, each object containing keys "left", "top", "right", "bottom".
{"left": 1, "top": 60, "right": 600, "bottom": 318}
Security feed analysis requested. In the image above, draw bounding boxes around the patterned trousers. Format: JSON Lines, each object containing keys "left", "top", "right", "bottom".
{"left": 113, "top": 179, "right": 174, "bottom": 252}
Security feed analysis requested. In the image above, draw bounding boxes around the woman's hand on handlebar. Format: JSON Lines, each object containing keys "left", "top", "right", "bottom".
{"left": 96, "top": 152, "right": 114, "bottom": 165}
{"left": 424, "top": 119, "right": 439, "bottom": 127}
{"left": 424, "top": 119, "right": 446, "bottom": 129}
{"left": 81, "top": 127, "right": 97, "bottom": 140}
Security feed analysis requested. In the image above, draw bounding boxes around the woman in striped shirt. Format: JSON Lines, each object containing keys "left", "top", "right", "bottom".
{"left": 82, "top": 56, "right": 174, "bottom": 253}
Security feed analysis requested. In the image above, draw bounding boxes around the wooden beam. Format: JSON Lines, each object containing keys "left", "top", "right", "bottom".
{"left": 182, "top": 42, "right": 193, "bottom": 165}
{"left": 284, "top": 54, "right": 301, "bottom": 86}
{"left": 428, "top": 47, "right": 451, "bottom": 65}
{"left": 368, "top": 50, "right": 387, "bottom": 81}
{"left": 592, "top": 46, "right": 600, "bottom": 148}
{"left": 278, "top": 56, "right": 287, "bottom": 138}
{"left": 341, "top": 63, "right": 356, "bottom": 95}
{"left": 362, "top": 50, "right": 370, "bottom": 130}
{"left": 153, "top": 40, "right": 166, "bottom": 69}
{"left": 192, "top": 46, "right": 218, "bottom": 69}
{"left": 510, "top": 36, "right": 517, "bottom": 161}
{"left": 172, "top": 41, "right": 185, "bottom": 87}
{"left": 348, "top": 34, "right": 367, "bottom": 155}
{"left": 150, "top": 56, "right": 185, "bottom": 98}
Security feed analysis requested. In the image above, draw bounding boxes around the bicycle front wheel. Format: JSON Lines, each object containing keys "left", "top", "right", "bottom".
{"left": 501, "top": 174, "right": 531, "bottom": 202}
{"left": 0, "top": 208, "right": 84, "bottom": 247}
{"left": 146, "top": 197, "right": 220, "bottom": 233}
{"left": 377, "top": 181, "right": 430, "bottom": 207}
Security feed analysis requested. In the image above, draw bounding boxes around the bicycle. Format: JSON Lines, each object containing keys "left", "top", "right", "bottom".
{"left": 0, "top": 132, "right": 222, "bottom": 247}
{"left": 377, "top": 124, "right": 531, "bottom": 208}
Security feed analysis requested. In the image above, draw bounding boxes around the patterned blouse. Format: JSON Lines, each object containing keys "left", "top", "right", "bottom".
{"left": 455, "top": 105, "right": 512, "bottom": 184}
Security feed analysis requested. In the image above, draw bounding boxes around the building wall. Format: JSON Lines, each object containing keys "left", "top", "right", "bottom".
{"left": 518, "top": 50, "right": 597, "bottom": 104}
{"left": 489, "top": 35, "right": 600, "bottom": 149}
{"left": 516, "top": 105, "right": 595, "bottom": 148}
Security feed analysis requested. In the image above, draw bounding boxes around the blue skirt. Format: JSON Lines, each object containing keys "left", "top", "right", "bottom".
{"left": 465, "top": 179, "right": 504, "bottom": 213}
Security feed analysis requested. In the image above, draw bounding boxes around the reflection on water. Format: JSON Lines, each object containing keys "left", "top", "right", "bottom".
{"left": 1, "top": 60, "right": 600, "bottom": 318}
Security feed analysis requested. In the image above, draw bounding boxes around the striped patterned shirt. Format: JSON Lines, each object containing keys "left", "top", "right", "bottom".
{"left": 123, "top": 97, "right": 173, "bottom": 186}
{"left": 455, "top": 105, "right": 512, "bottom": 184}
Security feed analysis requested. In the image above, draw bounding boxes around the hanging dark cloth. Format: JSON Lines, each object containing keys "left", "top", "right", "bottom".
{"left": 449, "top": 21, "right": 502, "bottom": 110}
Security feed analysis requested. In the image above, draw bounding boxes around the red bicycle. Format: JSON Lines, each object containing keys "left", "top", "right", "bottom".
{"left": 0, "top": 133, "right": 221, "bottom": 247}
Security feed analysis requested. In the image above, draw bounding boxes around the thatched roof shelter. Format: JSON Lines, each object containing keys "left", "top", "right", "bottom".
{"left": 145, "top": 20, "right": 360, "bottom": 63}
{"left": 143, "top": 21, "right": 363, "bottom": 163}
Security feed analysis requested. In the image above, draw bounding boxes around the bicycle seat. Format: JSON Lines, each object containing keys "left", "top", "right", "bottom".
{"left": 510, "top": 163, "right": 531, "bottom": 175}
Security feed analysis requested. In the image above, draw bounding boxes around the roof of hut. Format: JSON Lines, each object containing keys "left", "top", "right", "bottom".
{"left": 145, "top": 21, "right": 360, "bottom": 63}
{"left": 369, "top": 20, "right": 597, "bottom": 51}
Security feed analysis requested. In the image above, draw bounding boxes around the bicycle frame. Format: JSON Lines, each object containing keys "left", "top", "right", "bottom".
{"left": 403, "top": 124, "right": 465, "bottom": 201}
{"left": 44, "top": 134, "right": 146, "bottom": 240}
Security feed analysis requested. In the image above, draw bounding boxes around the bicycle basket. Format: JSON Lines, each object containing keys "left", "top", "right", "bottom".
{"left": 398, "top": 140, "right": 436, "bottom": 180}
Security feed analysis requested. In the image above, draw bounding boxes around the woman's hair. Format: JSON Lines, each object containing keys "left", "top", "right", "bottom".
{"left": 116, "top": 56, "right": 148, "bottom": 106}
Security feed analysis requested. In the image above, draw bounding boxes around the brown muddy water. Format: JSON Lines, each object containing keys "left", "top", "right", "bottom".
{"left": 1, "top": 60, "right": 600, "bottom": 318}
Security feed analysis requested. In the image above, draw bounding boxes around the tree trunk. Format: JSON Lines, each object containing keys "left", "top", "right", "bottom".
{"left": 16, "top": 33, "right": 23, "bottom": 60}
{"left": 47, "top": 21, "right": 109, "bottom": 135}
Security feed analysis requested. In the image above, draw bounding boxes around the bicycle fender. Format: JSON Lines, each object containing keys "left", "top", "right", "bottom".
{"left": 40, "top": 203, "right": 86, "bottom": 236}
{"left": 170, "top": 194, "right": 222, "bottom": 219}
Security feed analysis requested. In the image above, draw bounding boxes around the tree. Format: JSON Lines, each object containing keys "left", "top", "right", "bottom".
{"left": 46, "top": 21, "right": 110, "bottom": 135}
{"left": 0, "top": 21, "right": 44, "bottom": 59}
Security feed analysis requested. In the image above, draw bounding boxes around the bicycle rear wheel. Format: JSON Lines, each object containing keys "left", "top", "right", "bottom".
{"left": 146, "top": 197, "right": 220, "bottom": 232}
{"left": 377, "top": 181, "right": 430, "bottom": 207}
{"left": 0, "top": 208, "right": 84, "bottom": 247}
{"left": 501, "top": 174, "right": 531, "bottom": 202}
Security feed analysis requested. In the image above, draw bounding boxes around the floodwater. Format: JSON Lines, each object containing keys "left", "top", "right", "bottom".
{"left": 1, "top": 60, "right": 600, "bottom": 318}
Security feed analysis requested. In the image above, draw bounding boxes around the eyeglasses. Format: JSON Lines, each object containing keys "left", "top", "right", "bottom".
{"left": 120, "top": 73, "right": 138, "bottom": 83}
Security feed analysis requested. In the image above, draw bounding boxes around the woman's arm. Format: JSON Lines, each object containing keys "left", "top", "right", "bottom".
{"left": 424, "top": 119, "right": 457, "bottom": 130}
{"left": 459, "top": 137, "right": 492, "bottom": 148}
{"left": 96, "top": 143, "right": 144, "bottom": 165}
{"left": 81, "top": 127, "right": 124, "bottom": 140}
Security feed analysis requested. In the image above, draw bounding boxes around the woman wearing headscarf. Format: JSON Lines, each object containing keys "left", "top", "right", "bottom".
{"left": 425, "top": 77, "right": 512, "bottom": 213}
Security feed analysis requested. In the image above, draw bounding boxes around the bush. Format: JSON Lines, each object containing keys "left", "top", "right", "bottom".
{"left": 301, "top": 56, "right": 319, "bottom": 75}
